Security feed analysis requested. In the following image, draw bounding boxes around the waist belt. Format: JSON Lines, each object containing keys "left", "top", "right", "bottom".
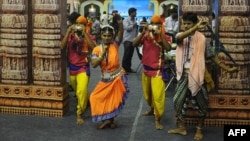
{"left": 101, "top": 67, "right": 122, "bottom": 82}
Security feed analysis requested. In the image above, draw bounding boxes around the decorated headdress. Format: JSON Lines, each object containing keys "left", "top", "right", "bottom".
{"left": 101, "top": 25, "right": 115, "bottom": 35}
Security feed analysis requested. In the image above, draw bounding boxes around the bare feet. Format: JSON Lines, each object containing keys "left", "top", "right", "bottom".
{"left": 168, "top": 127, "right": 187, "bottom": 135}
{"left": 76, "top": 115, "right": 84, "bottom": 125}
{"left": 194, "top": 128, "right": 203, "bottom": 140}
{"left": 109, "top": 123, "right": 117, "bottom": 129}
{"left": 155, "top": 120, "right": 164, "bottom": 130}
{"left": 142, "top": 109, "right": 154, "bottom": 116}
{"left": 97, "top": 120, "right": 111, "bottom": 129}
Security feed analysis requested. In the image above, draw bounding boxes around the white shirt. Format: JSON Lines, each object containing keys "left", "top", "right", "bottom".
{"left": 101, "top": 14, "right": 109, "bottom": 25}
{"left": 164, "top": 16, "right": 179, "bottom": 34}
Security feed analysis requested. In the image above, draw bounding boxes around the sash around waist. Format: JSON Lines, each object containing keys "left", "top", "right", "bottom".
{"left": 143, "top": 65, "right": 161, "bottom": 71}
{"left": 69, "top": 63, "right": 89, "bottom": 71}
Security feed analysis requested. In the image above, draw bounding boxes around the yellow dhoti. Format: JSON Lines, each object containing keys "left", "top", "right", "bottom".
{"left": 142, "top": 72, "right": 166, "bottom": 118}
{"left": 70, "top": 72, "right": 89, "bottom": 115}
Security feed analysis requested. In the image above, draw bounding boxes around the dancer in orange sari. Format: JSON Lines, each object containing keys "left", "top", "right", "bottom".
{"left": 90, "top": 14, "right": 128, "bottom": 129}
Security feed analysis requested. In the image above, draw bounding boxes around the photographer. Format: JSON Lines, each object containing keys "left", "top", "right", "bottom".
{"left": 60, "top": 15, "right": 96, "bottom": 125}
{"left": 133, "top": 15, "right": 171, "bottom": 130}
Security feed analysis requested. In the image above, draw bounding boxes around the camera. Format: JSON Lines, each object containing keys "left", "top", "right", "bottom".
{"left": 148, "top": 24, "right": 159, "bottom": 31}
{"left": 74, "top": 24, "right": 84, "bottom": 37}
{"left": 138, "top": 25, "right": 146, "bottom": 32}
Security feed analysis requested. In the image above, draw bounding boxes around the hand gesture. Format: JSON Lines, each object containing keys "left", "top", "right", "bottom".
{"left": 196, "top": 20, "right": 207, "bottom": 29}
{"left": 67, "top": 24, "right": 75, "bottom": 32}
{"left": 227, "top": 66, "right": 238, "bottom": 72}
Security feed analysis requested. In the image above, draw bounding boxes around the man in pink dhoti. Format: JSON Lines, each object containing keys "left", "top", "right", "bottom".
{"left": 167, "top": 12, "right": 208, "bottom": 140}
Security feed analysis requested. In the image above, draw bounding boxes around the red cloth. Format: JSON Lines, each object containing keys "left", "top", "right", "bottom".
{"left": 140, "top": 31, "right": 171, "bottom": 77}
{"left": 67, "top": 33, "right": 89, "bottom": 75}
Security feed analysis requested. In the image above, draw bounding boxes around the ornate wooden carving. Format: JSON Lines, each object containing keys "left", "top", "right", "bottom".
{"left": 182, "top": 0, "right": 210, "bottom": 13}
{"left": 0, "top": 1, "right": 28, "bottom": 84}
{"left": 0, "top": 0, "right": 68, "bottom": 117}
{"left": 0, "top": 84, "right": 69, "bottom": 117}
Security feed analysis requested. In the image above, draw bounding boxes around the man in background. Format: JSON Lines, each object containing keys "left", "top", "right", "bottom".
{"left": 164, "top": 7, "right": 179, "bottom": 42}
{"left": 100, "top": 11, "right": 109, "bottom": 25}
{"left": 122, "top": 7, "right": 138, "bottom": 73}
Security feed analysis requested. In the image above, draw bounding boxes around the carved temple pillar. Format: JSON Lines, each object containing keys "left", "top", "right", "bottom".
{"left": 0, "top": 0, "right": 69, "bottom": 117}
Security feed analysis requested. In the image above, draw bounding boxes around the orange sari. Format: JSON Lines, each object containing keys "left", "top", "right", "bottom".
{"left": 90, "top": 42, "right": 129, "bottom": 122}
